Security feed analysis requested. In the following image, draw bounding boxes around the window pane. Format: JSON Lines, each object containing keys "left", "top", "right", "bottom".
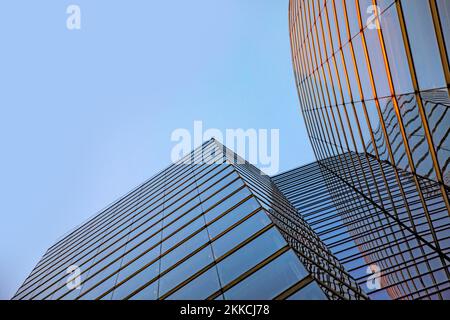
{"left": 437, "top": 0, "right": 450, "bottom": 56}
{"left": 112, "top": 258, "right": 159, "bottom": 300}
{"left": 401, "top": 0, "right": 446, "bottom": 90}
{"left": 380, "top": 5, "right": 413, "bottom": 95}
{"left": 160, "top": 229, "right": 209, "bottom": 272}
{"left": 128, "top": 281, "right": 158, "bottom": 300}
{"left": 165, "top": 266, "right": 221, "bottom": 300}
{"left": 223, "top": 250, "right": 309, "bottom": 300}
{"left": 208, "top": 197, "right": 261, "bottom": 238}
{"left": 204, "top": 186, "right": 252, "bottom": 223}
{"left": 211, "top": 210, "right": 272, "bottom": 259}
{"left": 158, "top": 245, "right": 215, "bottom": 297}
{"left": 287, "top": 281, "right": 328, "bottom": 300}
{"left": 216, "top": 227, "right": 287, "bottom": 286}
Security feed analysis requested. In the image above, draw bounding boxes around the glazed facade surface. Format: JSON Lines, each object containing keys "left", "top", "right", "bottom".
{"left": 289, "top": 0, "right": 450, "bottom": 299}
{"left": 12, "top": 140, "right": 365, "bottom": 300}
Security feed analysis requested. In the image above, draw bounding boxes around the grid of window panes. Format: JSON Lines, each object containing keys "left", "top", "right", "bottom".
{"left": 228, "top": 154, "right": 365, "bottom": 300}
{"left": 289, "top": 0, "right": 450, "bottom": 299}
{"left": 13, "top": 140, "right": 327, "bottom": 300}
{"left": 273, "top": 159, "right": 450, "bottom": 300}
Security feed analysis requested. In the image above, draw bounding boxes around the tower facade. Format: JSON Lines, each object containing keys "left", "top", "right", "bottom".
{"left": 288, "top": 0, "right": 450, "bottom": 299}
{"left": 12, "top": 140, "right": 365, "bottom": 300}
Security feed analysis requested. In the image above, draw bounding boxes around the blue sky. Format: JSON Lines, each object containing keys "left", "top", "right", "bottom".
{"left": 0, "top": 0, "right": 314, "bottom": 299}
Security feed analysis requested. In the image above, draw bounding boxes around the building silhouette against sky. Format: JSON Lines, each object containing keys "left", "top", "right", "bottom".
{"left": 288, "top": 0, "right": 450, "bottom": 299}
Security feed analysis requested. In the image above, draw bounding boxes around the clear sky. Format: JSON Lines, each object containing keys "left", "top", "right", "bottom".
{"left": 0, "top": 0, "right": 314, "bottom": 299}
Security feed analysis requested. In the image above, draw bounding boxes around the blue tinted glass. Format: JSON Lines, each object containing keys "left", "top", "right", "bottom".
{"left": 162, "top": 205, "right": 204, "bottom": 239}
{"left": 401, "top": 0, "right": 446, "bottom": 90}
{"left": 204, "top": 187, "right": 252, "bottom": 223}
{"left": 59, "top": 286, "right": 82, "bottom": 300}
{"left": 121, "top": 229, "right": 162, "bottom": 266}
{"left": 85, "top": 245, "right": 125, "bottom": 277}
{"left": 128, "top": 281, "right": 158, "bottom": 300}
{"left": 116, "top": 246, "right": 160, "bottom": 284}
{"left": 199, "top": 171, "right": 240, "bottom": 201}
{"left": 201, "top": 179, "right": 245, "bottom": 212}
{"left": 211, "top": 210, "right": 271, "bottom": 258}
{"left": 287, "top": 281, "right": 328, "bottom": 300}
{"left": 164, "top": 182, "right": 197, "bottom": 208}
{"left": 216, "top": 227, "right": 287, "bottom": 286}
{"left": 79, "top": 258, "right": 122, "bottom": 297}
{"left": 195, "top": 165, "right": 230, "bottom": 188}
{"left": 160, "top": 229, "right": 209, "bottom": 272}
{"left": 198, "top": 165, "right": 233, "bottom": 189}
{"left": 163, "top": 195, "right": 201, "bottom": 225}
{"left": 207, "top": 197, "right": 261, "bottom": 238}
{"left": 126, "top": 213, "right": 163, "bottom": 244}
{"left": 78, "top": 273, "right": 118, "bottom": 300}
{"left": 161, "top": 216, "right": 205, "bottom": 252}
{"left": 223, "top": 250, "right": 309, "bottom": 300}
{"left": 166, "top": 266, "right": 221, "bottom": 300}
{"left": 112, "top": 259, "right": 159, "bottom": 300}
{"left": 159, "top": 245, "right": 214, "bottom": 297}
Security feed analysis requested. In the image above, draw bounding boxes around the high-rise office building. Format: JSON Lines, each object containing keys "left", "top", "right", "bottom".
{"left": 12, "top": 140, "right": 366, "bottom": 300}
{"left": 288, "top": 0, "right": 450, "bottom": 299}
{"left": 13, "top": 1, "right": 450, "bottom": 301}
{"left": 273, "top": 159, "right": 450, "bottom": 299}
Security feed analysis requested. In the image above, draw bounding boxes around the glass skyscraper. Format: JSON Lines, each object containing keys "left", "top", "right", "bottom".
{"left": 12, "top": 0, "right": 450, "bottom": 301}
{"left": 288, "top": 0, "right": 450, "bottom": 299}
{"left": 273, "top": 159, "right": 450, "bottom": 299}
{"left": 12, "top": 140, "right": 366, "bottom": 300}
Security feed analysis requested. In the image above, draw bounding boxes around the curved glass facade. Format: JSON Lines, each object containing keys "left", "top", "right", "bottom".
{"left": 289, "top": 0, "right": 450, "bottom": 299}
